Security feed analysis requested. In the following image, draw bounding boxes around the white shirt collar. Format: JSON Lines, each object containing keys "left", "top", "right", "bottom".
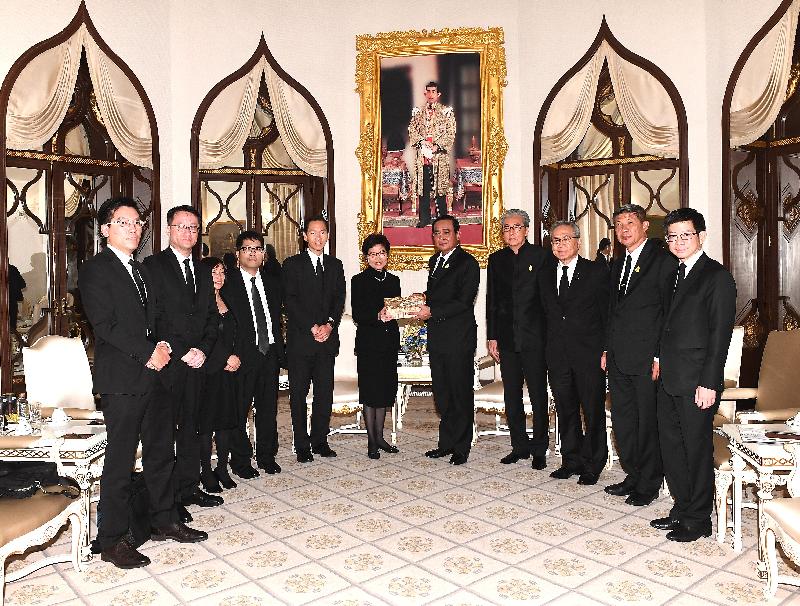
{"left": 170, "top": 246, "right": 192, "bottom": 264}
{"left": 680, "top": 249, "right": 704, "bottom": 275}
{"left": 240, "top": 267, "right": 259, "bottom": 283}
{"left": 626, "top": 238, "right": 647, "bottom": 266}
{"left": 438, "top": 247, "right": 457, "bottom": 263}
{"left": 107, "top": 244, "right": 133, "bottom": 267}
{"left": 307, "top": 249, "right": 323, "bottom": 267}
{"left": 557, "top": 254, "right": 579, "bottom": 286}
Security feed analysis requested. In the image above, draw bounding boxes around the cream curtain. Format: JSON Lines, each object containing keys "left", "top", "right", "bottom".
{"left": 730, "top": 0, "right": 800, "bottom": 147}
{"left": 6, "top": 25, "right": 154, "bottom": 168}
{"left": 540, "top": 41, "right": 680, "bottom": 165}
{"left": 575, "top": 123, "right": 614, "bottom": 259}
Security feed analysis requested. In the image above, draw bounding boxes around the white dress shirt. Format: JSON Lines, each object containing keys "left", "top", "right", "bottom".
{"left": 170, "top": 246, "right": 194, "bottom": 287}
{"left": 619, "top": 238, "right": 648, "bottom": 293}
{"left": 307, "top": 249, "right": 323, "bottom": 271}
{"left": 240, "top": 268, "right": 275, "bottom": 345}
{"left": 556, "top": 255, "right": 579, "bottom": 292}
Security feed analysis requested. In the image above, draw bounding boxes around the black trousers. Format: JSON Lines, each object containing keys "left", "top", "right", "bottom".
{"left": 288, "top": 349, "right": 335, "bottom": 452}
{"left": 418, "top": 164, "right": 447, "bottom": 226}
{"left": 657, "top": 382, "right": 717, "bottom": 526}
{"left": 96, "top": 385, "right": 176, "bottom": 550}
{"left": 231, "top": 348, "right": 279, "bottom": 471}
{"left": 430, "top": 347, "right": 475, "bottom": 458}
{"left": 499, "top": 348, "right": 548, "bottom": 456}
{"left": 174, "top": 369, "right": 204, "bottom": 501}
{"left": 607, "top": 351, "right": 663, "bottom": 494}
{"left": 548, "top": 356, "right": 607, "bottom": 474}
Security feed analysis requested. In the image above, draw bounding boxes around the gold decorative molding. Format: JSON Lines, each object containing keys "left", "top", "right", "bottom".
{"left": 781, "top": 297, "right": 800, "bottom": 331}
{"left": 736, "top": 188, "right": 763, "bottom": 237}
{"left": 787, "top": 62, "right": 800, "bottom": 103}
{"left": 783, "top": 192, "right": 800, "bottom": 236}
{"left": 551, "top": 154, "right": 666, "bottom": 170}
{"left": 6, "top": 149, "right": 128, "bottom": 167}
{"left": 741, "top": 301, "right": 765, "bottom": 349}
{"left": 200, "top": 167, "right": 306, "bottom": 176}
{"left": 355, "top": 27, "right": 507, "bottom": 270}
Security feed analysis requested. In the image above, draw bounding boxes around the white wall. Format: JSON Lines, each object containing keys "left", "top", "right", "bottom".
{"left": 0, "top": 0, "right": 784, "bottom": 349}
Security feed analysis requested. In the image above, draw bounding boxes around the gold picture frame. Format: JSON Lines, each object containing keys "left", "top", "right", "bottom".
{"left": 355, "top": 27, "right": 508, "bottom": 270}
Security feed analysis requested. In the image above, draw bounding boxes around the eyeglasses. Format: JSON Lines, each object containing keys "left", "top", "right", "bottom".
{"left": 502, "top": 224, "right": 526, "bottom": 233}
{"left": 169, "top": 224, "right": 200, "bottom": 234}
{"left": 551, "top": 236, "right": 576, "bottom": 246}
{"left": 665, "top": 232, "right": 697, "bottom": 243}
{"left": 238, "top": 246, "right": 264, "bottom": 254}
{"left": 367, "top": 251, "right": 387, "bottom": 258}
{"left": 107, "top": 218, "right": 146, "bottom": 230}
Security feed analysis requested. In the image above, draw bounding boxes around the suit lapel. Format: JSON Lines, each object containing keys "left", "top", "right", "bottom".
{"left": 666, "top": 253, "right": 708, "bottom": 321}
{"left": 103, "top": 248, "right": 143, "bottom": 305}
{"left": 623, "top": 239, "right": 656, "bottom": 298}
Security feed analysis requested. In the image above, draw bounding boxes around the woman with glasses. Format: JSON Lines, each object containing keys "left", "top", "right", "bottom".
{"left": 351, "top": 233, "right": 401, "bottom": 459}
{"left": 198, "top": 256, "right": 242, "bottom": 491}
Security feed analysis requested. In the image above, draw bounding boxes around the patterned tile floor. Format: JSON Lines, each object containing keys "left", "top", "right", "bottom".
{"left": 5, "top": 396, "right": 800, "bottom": 605}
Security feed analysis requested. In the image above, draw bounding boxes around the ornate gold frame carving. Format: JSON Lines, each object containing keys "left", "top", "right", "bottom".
{"left": 355, "top": 27, "right": 507, "bottom": 270}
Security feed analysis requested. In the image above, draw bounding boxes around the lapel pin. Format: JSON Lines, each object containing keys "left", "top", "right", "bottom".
{"left": 634, "top": 266, "right": 640, "bottom": 273}
{"left": 528, "top": 265, "right": 532, "bottom": 271}
{"left": 444, "top": 264, "right": 449, "bottom": 269}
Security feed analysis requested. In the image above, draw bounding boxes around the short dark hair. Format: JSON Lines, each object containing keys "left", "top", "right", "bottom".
{"left": 426, "top": 81, "right": 438, "bottom": 90}
{"left": 97, "top": 197, "right": 140, "bottom": 228}
{"left": 598, "top": 237, "right": 611, "bottom": 251}
{"left": 432, "top": 214, "right": 460, "bottom": 233}
{"left": 303, "top": 214, "right": 328, "bottom": 233}
{"left": 664, "top": 207, "right": 706, "bottom": 233}
{"left": 612, "top": 203, "right": 647, "bottom": 223}
{"left": 201, "top": 242, "right": 209, "bottom": 257}
{"left": 264, "top": 243, "right": 277, "bottom": 261}
{"left": 362, "top": 233, "right": 391, "bottom": 257}
{"left": 167, "top": 204, "right": 200, "bottom": 224}
{"left": 236, "top": 230, "right": 264, "bottom": 249}
{"left": 200, "top": 256, "right": 223, "bottom": 271}
{"left": 222, "top": 252, "right": 237, "bottom": 271}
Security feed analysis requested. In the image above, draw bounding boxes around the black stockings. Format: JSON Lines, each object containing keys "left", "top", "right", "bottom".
{"left": 363, "top": 406, "right": 390, "bottom": 451}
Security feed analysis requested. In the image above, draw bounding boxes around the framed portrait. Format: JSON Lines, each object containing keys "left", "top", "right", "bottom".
{"left": 356, "top": 27, "right": 508, "bottom": 270}
{"left": 207, "top": 221, "right": 240, "bottom": 258}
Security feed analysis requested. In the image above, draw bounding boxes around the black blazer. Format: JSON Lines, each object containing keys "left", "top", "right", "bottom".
{"left": 606, "top": 239, "right": 677, "bottom": 374}
{"left": 221, "top": 268, "right": 286, "bottom": 371}
{"left": 351, "top": 268, "right": 401, "bottom": 354}
{"left": 540, "top": 256, "right": 609, "bottom": 368}
{"left": 425, "top": 246, "right": 480, "bottom": 354}
{"left": 282, "top": 252, "right": 346, "bottom": 357}
{"left": 78, "top": 247, "right": 159, "bottom": 395}
{"left": 595, "top": 252, "right": 612, "bottom": 268}
{"left": 659, "top": 253, "right": 737, "bottom": 397}
{"left": 486, "top": 241, "right": 551, "bottom": 352}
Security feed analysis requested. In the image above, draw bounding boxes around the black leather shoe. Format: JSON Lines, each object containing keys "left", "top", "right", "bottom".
{"left": 312, "top": 444, "right": 337, "bottom": 457}
{"left": 377, "top": 441, "right": 399, "bottom": 454}
{"left": 177, "top": 504, "right": 193, "bottom": 523}
{"left": 182, "top": 490, "right": 223, "bottom": 508}
{"left": 449, "top": 453, "right": 468, "bottom": 465}
{"left": 500, "top": 451, "right": 530, "bottom": 464}
{"left": 425, "top": 448, "right": 453, "bottom": 459}
{"left": 577, "top": 472, "right": 600, "bottom": 485}
{"left": 625, "top": 491, "right": 659, "bottom": 507}
{"left": 232, "top": 465, "right": 260, "bottom": 480}
{"left": 200, "top": 469, "right": 222, "bottom": 494}
{"left": 604, "top": 479, "right": 636, "bottom": 496}
{"left": 550, "top": 466, "right": 581, "bottom": 480}
{"left": 297, "top": 450, "right": 314, "bottom": 463}
{"left": 368, "top": 450, "right": 380, "bottom": 460}
{"left": 101, "top": 540, "right": 150, "bottom": 569}
{"left": 666, "top": 521, "right": 712, "bottom": 542}
{"left": 214, "top": 468, "right": 237, "bottom": 489}
{"left": 151, "top": 522, "right": 208, "bottom": 543}
{"left": 258, "top": 459, "right": 282, "bottom": 474}
{"left": 531, "top": 455, "right": 547, "bottom": 470}
{"left": 650, "top": 516, "right": 681, "bottom": 531}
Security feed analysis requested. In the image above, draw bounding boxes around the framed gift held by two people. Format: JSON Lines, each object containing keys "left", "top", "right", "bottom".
{"left": 356, "top": 27, "right": 508, "bottom": 270}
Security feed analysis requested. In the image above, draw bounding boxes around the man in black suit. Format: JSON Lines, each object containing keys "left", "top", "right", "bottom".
{"left": 540, "top": 221, "right": 609, "bottom": 485}
{"left": 603, "top": 204, "right": 677, "bottom": 506}
{"left": 651, "top": 208, "right": 736, "bottom": 542}
{"left": 221, "top": 230, "right": 286, "bottom": 477}
{"left": 416, "top": 214, "right": 480, "bottom": 465}
{"left": 283, "top": 215, "right": 345, "bottom": 462}
{"left": 143, "top": 205, "right": 221, "bottom": 520}
{"left": 486, "top": 209, "right": 551, "bottom": 468}
{"left": 79, "top": 198, "right": 206, "bottom": 569}
{"left": 595, "top": 237, "right": 612, "bottom": 268}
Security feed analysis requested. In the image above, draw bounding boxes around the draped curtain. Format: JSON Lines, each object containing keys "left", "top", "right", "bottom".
{"left": 574, "top": 124, "right": 614, "bottom": 259}
{"left": 540, "top": 41, "right": 680, "bottom": 165}
{"left": 5, "top": 25, "right": 154, "bottom": 168}
{"left": 730, "top": 0, "right": 800, "bottom": 147}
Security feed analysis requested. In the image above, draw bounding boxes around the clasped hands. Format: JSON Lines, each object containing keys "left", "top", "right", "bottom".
{"left": 146, "top": 342, "right": 171, "bottom": 371}
{"left": 311, "top": 323, "right": 333, "bottom": 342}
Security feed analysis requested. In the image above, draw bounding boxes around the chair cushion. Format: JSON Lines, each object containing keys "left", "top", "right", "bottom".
{"left": 307, "top": 379, "right": 362, "bottom": 411}
{"left": 0, "top": 491, "right": 73, "bottom": 548}
{"left": 764, "top": 497, "right": 800, "bottom": 544}
{"left": 713, "top": 432, "right": 732, "bottom": 471}
{"left": 474, "top": 381, "right": 530, "bottom": 408}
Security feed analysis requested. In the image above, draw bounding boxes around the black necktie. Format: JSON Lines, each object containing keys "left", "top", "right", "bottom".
{"left": 673, "top": 262, "right": 686, "bottom": 298}
{"left": 618, "top": 254, "right": 632, "bottom": 299}
{"left": 315, "top": 257, "right": 323, "bottom": 278}
{"left": 432, "top": 255, "right": 445, "bottom": 276}
{"left": 558, "top": 265, "right": 569, "bottom": 302}
{"left": 251, "top": 277, "right": 270, "bottom": 355}
{"left": 183, "top": 258, "right": 195, "bottom": 297}
{"left": 128, "top": 260, "right": 146, "bottom": 307}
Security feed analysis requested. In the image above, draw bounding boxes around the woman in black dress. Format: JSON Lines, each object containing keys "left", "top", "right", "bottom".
{"left": 351, "top": 233, "right": 401, "bottom": 459}
{"left": 199, "top": 257, "right": 241, "bottom": 491}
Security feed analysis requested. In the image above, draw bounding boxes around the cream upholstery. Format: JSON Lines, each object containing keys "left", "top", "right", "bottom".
{"left": 0, "top": 492, "right": 86, "bottom": 600}
{"left": 717, "top": 326, "right": 745, "bottom": 423}
{"left": 762, "top": 442, "right": 800, "bottom": 597}
{"left": 22, "top": 336, "right": 95, "bottom": 410}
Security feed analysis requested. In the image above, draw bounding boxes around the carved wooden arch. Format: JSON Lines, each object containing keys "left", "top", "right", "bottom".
{"left": 0, "top": 0, "right": 161, "bottom": 389}
{"left": 532, "top": 16, "right": 689, "bottom": 241}
{"left": 721, "top": 0, "right": 795, "bottom": 268}
{"left": 190, "top": 34, "right": 336, "bottom": 251}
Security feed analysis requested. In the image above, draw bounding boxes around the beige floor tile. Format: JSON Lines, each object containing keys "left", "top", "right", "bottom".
{"left": 75, "top": 577, "right": 180, "bottom": 605}
{"left": 543, "top": 591, "right": 609, "bottom": 605}
{"left": 427, "top": 487, "right": 493, "bottom": 513}
{"left": 424, "top": 588, "right": 490, "bottom": 606}
{"left": 252, "top": 510, "right": 327, "bottom": 539}
{"left": 559, "top": 529, "right": 651, "bottom": 567}
{"left": 335, "top": 511, "right": 411, "bottom": 542}
{"left": 421, "top": 513, "right": 501, "bottom": 543}
{"left": 659, "top": 534, "right": 741, "bottom": 568}
{"left": 190, "top": 581, "right": 287, "bottom": 605}
{"left": 576, "top": 569, "right": 680, "bottom": 605}
{"left": 521, "top": 546, "right": 612, "bottom": 589}
{"left": 368, "top": 563, "right": 460, "bottom": 605}
{"left": 501, "top": 487, "right": 573, "bottom": 514}
{"left": 205, "top": 522, "right": 271, "bottom": 556}
{"left": 462, "top": 500, "right": 536, "bottom": 527}
{"left": 316, "top": 474, "right": 382, "bottom": 496}
{"left": 546, "top": 500, "right": 626, "bottom": 530}
{"left": 460, "top": 477, "right": 530, "bottom": 500}
{"left": 307, "top": 585, "right": 391, "bottom": 605}
{"left": 507, "top": 514, "right": 591, "bottom": 547}
{"left": 158, "top": 560, "right": 250, "bottom": 602}
{"left": 427, "top": 465, "right": 487, "bottom": 485}
{"left": 581, "top": 488, "right": 645, "bottom": 513}
{"left": 3, "top": 572, "right": 78, "bottom": 605}
{"left": 393, "top": 476, "right": 451, "bottom": 498}
{"left": 258, "top": 473, "right": 309, "bottom": 494}
{"left": 223, "top": 494, "right": 294, "bottom": 520}
{"left": 358, "top": 462, "right": 420, "bottom": 485}
{"left": 256, "top": 562, "right": 350, "bottom": 605}
{"left": 394, "top": 498, "right": 455, "bottom": 525}
{"left": 225, "top": 538, "right": 309, "bottom": 580}
{"left": 621, "top": 548, "right": 717, "bottom": 591}
{"left": 599, "top": 515, "right": 671, "bottom": 548}
{"left": 187, "top": 509, "right": 246, "bottom": 532}
{"left": 468, "top": 567, "right": 568, "bottom": 604}
{"left": 273, "top": 484, "right": 340, "bottom": 509}
{"left": 283, "top": 526, "right": 364, "bottom": 559}
{"left": 687, "top": 570, "right": 792, "bottom": 605}
{"left": 465, "top": 529, "right": 550, "bottom": 565}
{"left": 417, "top": 545, "right": 508, "bottom": 583}
{"left": 375, "top": 529, "right": 458, "bottom": 562}
{"left": 319, "top": 544, "right": 408, "bottom": 583}
{"left": 499, "top": 467, "right": 553, "bottom": 485}
{"left": 58, "top": 558, "right": 150, "bottom": 596}
{"left": 5, "top": 548, "right": 61, "bottom": 581}
{"left": 305, "top": 496, "right": 373, "bottom": 523}
{"left": 350, "top": 485, "right": 416, "bottom": 510}
{"left": 211, "top": 483, "right": 265, "bottom": 504}
{"left": 138, "top": 541, "right": 216, "bottom": 575}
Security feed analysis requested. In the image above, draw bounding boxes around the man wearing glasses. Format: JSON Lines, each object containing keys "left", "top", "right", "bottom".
{"left": 651, "top": 208, "right": 735, "bottom": 542}
{"left": 485, "top": 209, "right": 551, "bottom": 468}
{"left": 79, "top": 198, "right": 206, "bottom": 569}
{"left": 221, "top": 231, "right": 286, "bottom": 476}
{"left": 144, "top": 205, "right": 221, "bottom": 520}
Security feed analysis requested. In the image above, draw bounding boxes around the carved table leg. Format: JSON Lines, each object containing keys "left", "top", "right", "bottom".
{"left": 730, "top": 452, "right": 747, "bottom": 553}
{"left": 756, "top": 472, "right": 778, "bottom": 579}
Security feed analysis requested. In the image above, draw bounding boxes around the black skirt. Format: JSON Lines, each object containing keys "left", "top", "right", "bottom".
{"left": 357, "top": 350, "right": 398, "bottom": 408}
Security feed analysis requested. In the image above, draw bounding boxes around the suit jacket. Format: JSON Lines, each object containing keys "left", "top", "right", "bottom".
{"left": 486, "top": 241, "right": 551, "bottom": 352}
{"left": 540, "top": 256, "right": 609, "bottom": 369}
{"left": 606, "top": 239, "right": 677, "bottom": 374}
{"left": 658, "top": 253, "right": 737, "bottom": 397}
{"left": 221, "top": 268, "right": 286, "bottom": 371}
{"left": 351, "top": 268, "right": 401, "bottom": 354}
{"left": 78, "top": 247, "right": 159, "bottom": 395}
{"left": 425, "top": 246, "right": 480, "bottom": 354}
{"left": 282, "top": 252, "right": 346, "bottom": 357}
{"left": 595, "top": 252, "right": 612, "bottom": 268}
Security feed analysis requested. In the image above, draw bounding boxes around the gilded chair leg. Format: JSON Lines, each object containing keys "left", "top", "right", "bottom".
{"left": 764, "top": 527, "right": 778, "bottom": 598}
{"left": 714, "top": 470, "right": 732, "bottom": 544}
